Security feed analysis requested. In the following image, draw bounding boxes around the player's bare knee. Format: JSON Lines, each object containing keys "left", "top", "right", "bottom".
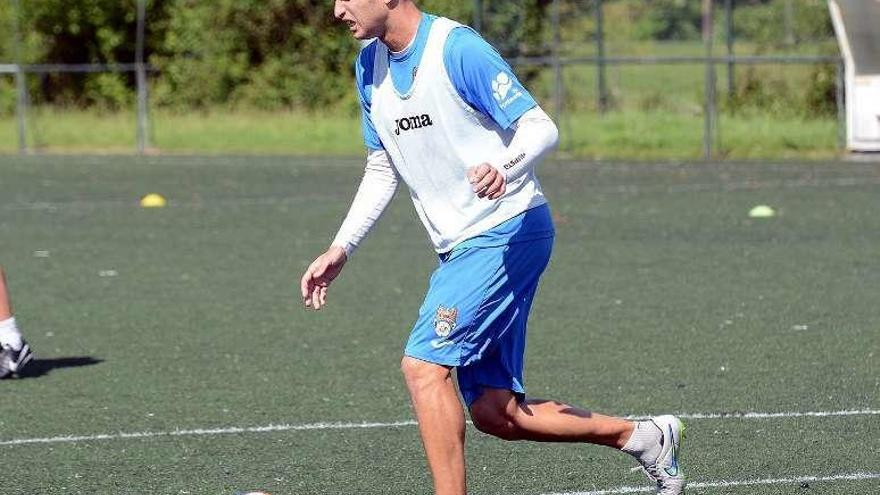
{"left": 400, "top": 356, "right": 428, "bottom": 380}
{"left": 400, "top": 356, "right": 447, "bottom": 393}
{"left": 470, "top": 404, "right": 519, "bottom": 440}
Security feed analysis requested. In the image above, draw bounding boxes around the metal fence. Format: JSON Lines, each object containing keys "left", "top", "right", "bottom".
{"left": 1, "top": 0, "right": 151, "bottom": 154}
{"left": 476, "top": 0, "right": 843, "bottom": 159}
{"left": 1, "top": 0, "right": 843, "bottom": 159}
{"left": 0, "top": 63, "right": 152, "bottom": 153}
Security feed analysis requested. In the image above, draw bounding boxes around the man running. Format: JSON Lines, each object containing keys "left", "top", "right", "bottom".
{"left": 301, "top": 2, "right": 685, "bottom": 493}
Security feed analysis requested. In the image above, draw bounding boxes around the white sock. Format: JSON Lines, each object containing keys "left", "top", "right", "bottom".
{"left": 621, "top": 420, "right": 663, "bottom": 465}
{"left": 0, "top": 316, "right": 24, "bottom": 351}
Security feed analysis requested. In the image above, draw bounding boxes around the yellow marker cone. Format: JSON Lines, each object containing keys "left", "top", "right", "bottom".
{"left": 140, "top": 193, "right": 167, "bottom": 208}
{"left": 748, "top": 205, "right": 775, "bottom": 218}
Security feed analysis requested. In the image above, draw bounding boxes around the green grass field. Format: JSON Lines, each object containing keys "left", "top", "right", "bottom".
{"left": 0, "top": 108, "right": 838, "bottom": 160}
{"left": 1, "top": 155, "right": 878, "bottom": 494}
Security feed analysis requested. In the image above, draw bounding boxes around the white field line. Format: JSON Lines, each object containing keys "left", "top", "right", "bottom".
{"left": 1, "top": 194, "right": 329, "bottom": 211}
{"left": 541, "top": 472, "right": 880, "bottom": 495}
{"left": 0, "top": 420, "right": 420, "bottom": 446}
{"left": 1, "top": 408, "right": 878, "bottom": 447}
{"left": 642, "top": 408, "right": 880, "bottom": 420}
{"left": 4, "top": 175, "right": 880, "bottom": 211}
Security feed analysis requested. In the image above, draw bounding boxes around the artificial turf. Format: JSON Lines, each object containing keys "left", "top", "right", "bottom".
{"left": 1, "top": 155, "right": 878, "bottom": 494}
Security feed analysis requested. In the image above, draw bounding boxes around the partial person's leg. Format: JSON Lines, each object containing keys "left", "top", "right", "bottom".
{"left": 0, "top": 266, "right": 33, "bottom": 378}
{"left": 469, "top": 388, "right": 633, "bottom": 445}
{"left": 469, "top": 389, "right": 685, "bottom": 495}
{"left": 401, "top": 356, "right": 466, "bottom": 495}
{"left": 400, "top": 240, "right": 521, "bottom": 494}
{"left": 0, "top": 267, "right": 13, "bottom": 319}
{"left": 0, "top": 267, "right": 23, "bottom": 349}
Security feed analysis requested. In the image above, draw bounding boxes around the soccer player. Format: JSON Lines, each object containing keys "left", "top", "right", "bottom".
{"left": 301, "top": 1, "right": 685, "bottom": 494}
{"left": 0, "top": 266, "right": 34, "bottom": 378}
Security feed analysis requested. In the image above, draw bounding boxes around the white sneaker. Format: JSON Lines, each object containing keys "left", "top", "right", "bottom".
{"left": 0, "top": 340, "right": 34, "bottom": 378}
{"left": 638, "top": 415, "right": 685, "bottom": 495}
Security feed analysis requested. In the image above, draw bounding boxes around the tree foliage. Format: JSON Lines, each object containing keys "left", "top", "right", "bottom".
{"left": 22, "top": 0, "right": 167, "bottom": 107}
{"left": 0, "top": 0, "right": 837, "bottom": 116}
{"left": 152, "top": 0, "right": 359, "bottom": 111}
{"left": 631, "top": 0, "right": 703, "bottom": 41}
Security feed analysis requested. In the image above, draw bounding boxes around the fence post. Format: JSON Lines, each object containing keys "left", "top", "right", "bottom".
{"left": 552, "top": 0, "right": 563, "bottom": 124}
{"left": 473, "top": 0, "right": 482, "bottom": 32}
{"left": 135, "top": 0, "right": 150, "bottom": 154}
{"left": 784, "top": 0, "right": 795, "bottom": 46}
{"left": 13, "top": 0, "right": 27, "bottom": 154}
{"left": 835, "top": 58, "right": 845, "bottom": 151}
{"left": 14, "top": 66, "right": 27, "bottom": 155}
{"left": 595, "top": 0, "right": 607, "bottom": 113}
{"left": 725, "top": 0, "right": 734, "bottom": 97}
{"left": 702, "top": 0, "right": 715, "bottom": 160}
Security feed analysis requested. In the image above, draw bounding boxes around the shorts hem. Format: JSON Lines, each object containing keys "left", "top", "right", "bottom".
{"left": 460, "top": 384, "right": 526, "bottom": 406}
{"left": 403, "top": 350, "right": 461, "bottom": 368}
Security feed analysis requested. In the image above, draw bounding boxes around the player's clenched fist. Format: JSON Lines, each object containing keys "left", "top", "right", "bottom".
{"left": 467, "top": 163, "right": 506, "bottom": 200}
{"left": 300, "top": 246, "right": 347, "bottom": 310}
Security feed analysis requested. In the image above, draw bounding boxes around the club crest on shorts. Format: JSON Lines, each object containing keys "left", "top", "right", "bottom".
{"left": 434, "top": 306, "right": 458, "bottom": 338}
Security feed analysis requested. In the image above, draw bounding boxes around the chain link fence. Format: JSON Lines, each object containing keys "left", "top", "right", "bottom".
{"left": 475, "top": 0, "right": 842, "bottom": 158}
{"left": 0, "top": 0, "right": 843, "bottom": 159}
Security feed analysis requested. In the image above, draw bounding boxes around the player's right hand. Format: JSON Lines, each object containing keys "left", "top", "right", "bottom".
{"left": 467, "top": 163, "right": 506, "bottom": 200}
{"left": 300, "top": 246, "right": 347, "bottom": 310}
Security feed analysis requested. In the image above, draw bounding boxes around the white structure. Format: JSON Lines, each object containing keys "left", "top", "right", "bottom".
{"left": 829, "top": 0, "right": 880, "bottom": 152}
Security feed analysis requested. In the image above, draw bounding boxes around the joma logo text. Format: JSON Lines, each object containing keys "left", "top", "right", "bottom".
{"left": 394, "top": 114, "right": 434, "bottom": 135}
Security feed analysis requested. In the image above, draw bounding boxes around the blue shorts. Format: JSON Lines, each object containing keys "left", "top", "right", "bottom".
{"left": 404, "top": 235, "right": 554, "bottom": 406}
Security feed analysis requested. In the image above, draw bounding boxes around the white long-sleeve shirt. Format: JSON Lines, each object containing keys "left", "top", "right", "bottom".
{"left": 331, "top": 105, "right": 557, "bottom": 256}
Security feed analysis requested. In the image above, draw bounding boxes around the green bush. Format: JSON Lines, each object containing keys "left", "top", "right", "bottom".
{"left": 0, "top": 2, "right": 10, "bottom": 62}
{"left": 725, "top": 0, "right": 837, "bottom": 118}
{"left": 724, "top": 62, "right": 838, "bottom": 119}
{"left": 0, "top": 0, "right": 838, "bottom": 118}
{"left": 152, "top": 0, "right": 359, "bottom": 111}
{"left": 22, "top": 0, "right": 168, "bottom": 107}
{"left": 0, "top": 77, "right": 16, "bottom": 116}
{"left": 150, "top": 1, "right": 249, "bottom": 109}
{"left": 420, "top": 0, "right": 473, "bottom": 22}
{"left": 83, "top": 72, "right": 132, "bottom": 110}
{"left": 631, "top": 0, "right": 703, "bottom": 41}
{"left": 803, "top": 62, "right": 837, "bottom": 118}
{"left": 733, "top": 0, "right": 833, "bottom": 48}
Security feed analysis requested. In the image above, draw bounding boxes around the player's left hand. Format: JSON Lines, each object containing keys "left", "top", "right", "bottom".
{"left": 300, "top": 246, "right": 347, "bottom": 311}
{"left": 467, "top": 163, "right": 506, "bottom": 200}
